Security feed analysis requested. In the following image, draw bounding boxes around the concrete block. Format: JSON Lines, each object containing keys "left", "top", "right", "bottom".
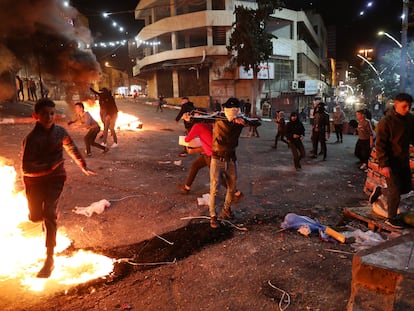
{"left": 348, "top": 233, "right": 414, "bottom": 311}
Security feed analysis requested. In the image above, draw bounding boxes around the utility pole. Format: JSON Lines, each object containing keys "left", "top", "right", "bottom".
{"left": 400, "top": 0, "right": 409, "bottom": 92}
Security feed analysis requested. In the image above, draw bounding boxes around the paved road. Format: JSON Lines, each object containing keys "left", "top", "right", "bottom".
{"left": 0, "top": 98, "right": 371, "bottom": 309}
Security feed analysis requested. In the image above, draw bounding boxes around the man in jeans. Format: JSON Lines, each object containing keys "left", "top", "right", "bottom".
{"left": 177, "top": 114, "right": 244, "bottom": 202}
{"left": 370, "top": 93, "right": 414, "bottom": 228}
{"left": 209, "top": 97, "right": 247, "bottom": 228}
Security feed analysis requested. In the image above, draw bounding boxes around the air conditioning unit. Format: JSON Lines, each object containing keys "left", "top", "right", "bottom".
{"left": 291, "top": 80, "right": 298, "bottom": 90}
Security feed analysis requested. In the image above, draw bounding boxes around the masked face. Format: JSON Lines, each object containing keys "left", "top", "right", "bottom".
{"left": 224, "top": 107, "right": 240, "bottom": 121}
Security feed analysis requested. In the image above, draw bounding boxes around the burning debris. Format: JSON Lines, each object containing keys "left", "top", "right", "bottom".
{"left": 0, "top": 0, "right": 100, "bottom": 101}
{"left": 82, "top": 99, "right": 143, "bottom": 131}
{"left": 0, "top": 160, "right": 114, "bottom": 293}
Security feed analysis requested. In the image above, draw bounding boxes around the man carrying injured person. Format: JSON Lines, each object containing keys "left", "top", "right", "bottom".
{"left": 209, "top": 97, "right": 249, "bottom": 228}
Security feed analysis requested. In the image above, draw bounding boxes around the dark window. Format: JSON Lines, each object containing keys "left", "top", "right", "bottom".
{"left": 212, "top": 0, "right": 225, "bottom": 10}
{"left": 213, "top": 27, "right": 227, "bottom": 45}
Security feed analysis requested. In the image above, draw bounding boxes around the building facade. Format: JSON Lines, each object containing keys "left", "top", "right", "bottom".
{"left": 132, "top": 0, "right": 330, "bottom": 114}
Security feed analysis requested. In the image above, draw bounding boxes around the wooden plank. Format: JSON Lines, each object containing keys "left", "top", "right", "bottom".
{"left": 343, "top": 206, "right": 403, "bottom": 234}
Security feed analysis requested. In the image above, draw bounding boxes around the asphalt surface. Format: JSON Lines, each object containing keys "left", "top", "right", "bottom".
{"left": 0, "top": 98, "right": 373, "bottom": 310}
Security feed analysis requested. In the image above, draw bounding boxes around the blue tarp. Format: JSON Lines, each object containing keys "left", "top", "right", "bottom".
{"left": 281, "top": 213, "right": 333, "bottom": 241}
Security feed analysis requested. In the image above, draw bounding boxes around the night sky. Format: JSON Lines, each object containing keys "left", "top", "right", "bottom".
{"left": 71, "top": 0, "right": 407, "bottom": 65}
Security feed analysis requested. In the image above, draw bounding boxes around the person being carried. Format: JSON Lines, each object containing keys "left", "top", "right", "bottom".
{"left": 22, "top": 98, "right": 96, "bottom": 278}
{"left": 68, "top": 102, "right": 109, "bottom": 157}
{"left": 285, "top": 112, "right": 306, "bottom": 171}
{"left": 369, "top": 93, "right": 414, "bottom": 229}
{"left": 177, "top": 112, "right": 244, "bottom": 202}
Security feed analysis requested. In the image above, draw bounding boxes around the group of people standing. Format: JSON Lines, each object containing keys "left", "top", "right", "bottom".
{"left": 15, "top": 76, "right": 48, "bottom": 102}
{"left": 272, "top": 102, "right": 329, "bottom": 171}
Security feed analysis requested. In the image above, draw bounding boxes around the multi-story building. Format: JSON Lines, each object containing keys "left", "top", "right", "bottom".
{"left": 132, "top": 0, "right": 330, "bottom": 115}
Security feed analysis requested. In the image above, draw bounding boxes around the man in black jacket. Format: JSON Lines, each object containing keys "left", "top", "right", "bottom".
{"left": 370, "top": 93, "right": 414, "bottom": 228}
{"left": 310, "top": 102, "right": 330, "bottom": 160}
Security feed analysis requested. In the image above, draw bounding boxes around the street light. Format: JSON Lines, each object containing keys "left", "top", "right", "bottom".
{"left": 378, "top": 31, "right": 402, "bottom": 48}
{"left": 356, "top": 54, "right": 383, "bottom": 82}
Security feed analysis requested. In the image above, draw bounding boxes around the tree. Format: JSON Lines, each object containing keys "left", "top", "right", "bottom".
{"left": 378, "top": 42, "right": 414, "bottom": 99}
{"left": 227, "top": 0, "right": 283, "bottom": 114}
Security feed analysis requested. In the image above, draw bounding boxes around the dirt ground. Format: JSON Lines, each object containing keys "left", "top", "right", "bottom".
{"left": 0, "top": 98, "right": 389, "bottom": 310}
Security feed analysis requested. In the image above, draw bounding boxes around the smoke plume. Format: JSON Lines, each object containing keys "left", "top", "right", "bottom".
{"left": 0, "top": 0, "right": 101, "bottom": 101}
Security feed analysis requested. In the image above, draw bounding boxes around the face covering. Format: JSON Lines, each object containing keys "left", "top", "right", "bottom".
{"left": 224, "top": 107, "right": 240, "bottom": 121}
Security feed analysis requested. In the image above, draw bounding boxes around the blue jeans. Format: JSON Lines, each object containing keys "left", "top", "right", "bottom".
{"left": 209, "top": 158, "right": 237, "bottom": 217}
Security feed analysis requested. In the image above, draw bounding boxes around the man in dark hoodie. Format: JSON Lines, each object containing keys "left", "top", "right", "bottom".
{"left": 285, "top": 111, "right": 306, "bottom": 171}
{"left": 370, "top": 93, "right": 414, "bottom": 228}
{"left": 310, "top": 102, "right": 330, "bottom": 160}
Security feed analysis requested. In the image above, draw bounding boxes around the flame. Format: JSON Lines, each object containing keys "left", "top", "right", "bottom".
{"left": 83, "top": 100, "right": 143, "bottom": 131}
{"left": 0, "top": 160, "right": 114, "bottom": 292}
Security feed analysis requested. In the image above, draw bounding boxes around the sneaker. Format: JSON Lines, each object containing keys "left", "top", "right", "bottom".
{"left": 385, "top": 218, "right": 405, "bottom": 229}
{"left": 176, "top": 183, "right": 190, "bottom": 194}
{"left": 210, "top": 216, "right": 219, "bottom": 229}
{"left": 359, "top": 163, "right": 367, "bottom": 170}
{"left": 111, "top": 143, "right": 119, "bottom": 148}
{"left": 233, "top": 191, "right": 244, "bottom": 204}
{"left": 369, "top": 186, "right": 382, "bottom": 204}
{"left": 102, "top": 147, "right": 110, "bottom": 154}
{"left": 86, "top": 153, "right": 93, "bottom": 157}
{"left": 219, "top": 209, "right": 234, "bottom": 220}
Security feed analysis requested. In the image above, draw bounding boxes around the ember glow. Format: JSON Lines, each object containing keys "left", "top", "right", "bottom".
{"left": 0, "top": 161, "right": 114, "bottom": 292}
{"left": 84, "top": 100, "right": 143, "bottom": 131}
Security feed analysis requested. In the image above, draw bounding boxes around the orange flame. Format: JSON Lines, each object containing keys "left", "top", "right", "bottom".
{"left": 0, "top": 160, "right": 114, "bottom": 292}
{"left": 83, "top": 100, "right": 143, "bottom": 131}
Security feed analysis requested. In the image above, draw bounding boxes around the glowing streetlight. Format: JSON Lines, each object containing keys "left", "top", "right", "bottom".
{"left": 378, "top": 30, "right": 413, "bottom": 64}
{"left": 356, "top": 54, "right": 383, "bottom": 82}
{"left": 378, "top": 31, "right": 402, "bottom": 48}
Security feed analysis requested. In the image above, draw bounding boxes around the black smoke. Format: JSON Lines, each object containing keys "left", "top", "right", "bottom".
{"left": 0, "top": 0, "right": 101, "bottom": 101}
